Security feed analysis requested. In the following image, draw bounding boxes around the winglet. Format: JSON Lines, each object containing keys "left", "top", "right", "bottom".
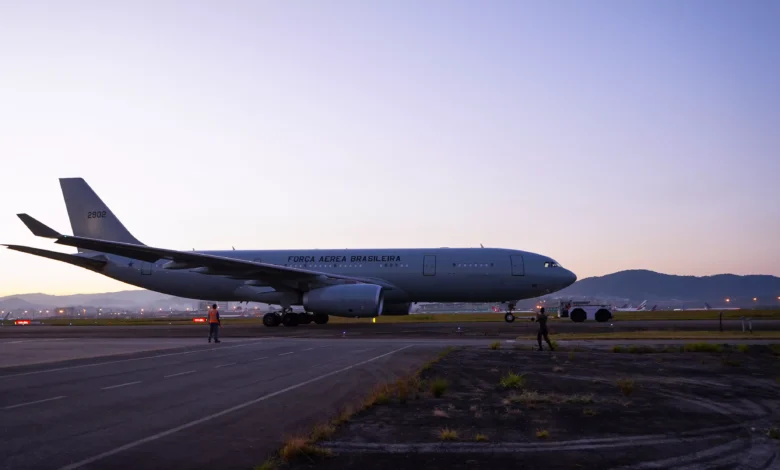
{"left": 17, "top": 214, "right": 62, "bottom": 239}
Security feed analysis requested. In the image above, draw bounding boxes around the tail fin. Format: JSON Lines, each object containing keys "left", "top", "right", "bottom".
{"left": 59, "top": 178, "right": 144, "bottom": 251}
{"left": 638, "top": 300, "right": 648, "bottom": 310}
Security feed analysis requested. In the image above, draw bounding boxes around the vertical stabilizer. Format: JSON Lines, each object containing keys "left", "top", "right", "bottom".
{"left": 59, "top": 178, "right": 144, "bottom": 250}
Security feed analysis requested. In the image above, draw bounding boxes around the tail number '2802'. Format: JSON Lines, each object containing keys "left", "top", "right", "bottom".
{"left": 87, "top": 211, "right": 107, "bottom": 219}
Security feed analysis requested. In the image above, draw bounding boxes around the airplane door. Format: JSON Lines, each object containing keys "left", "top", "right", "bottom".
{"left": 510, "top": 255, "right": 524, "bottom": 276}
{"left": 141, "top": 262, "right": 152, "bottom": 275}
{"left": 423, "top": 255, "right": 436, "bottom": 276}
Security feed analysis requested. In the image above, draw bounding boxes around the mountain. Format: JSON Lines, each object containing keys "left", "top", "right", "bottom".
{"left": 555, "top": 270, "right": 780, "bottom": 305}
{"left": 0, "top": 290, "right": 196, "bottom": 311}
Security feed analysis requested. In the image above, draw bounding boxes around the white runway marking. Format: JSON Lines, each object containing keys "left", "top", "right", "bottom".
{"left": 215, "top": 363, "right": 235, "bottom": 368}
{"left": 57, "top": 345, "right": 414, "bottom": 470}
{"left": 0, "top": 341, "right": 260, "bottom": 379}
{"left": 101, "top": 381, "right": 141, "bottom": 391}
{"left": 164, "top": 370, "right": 196, "bottom": 379}
{"left": 302, "top": 347, "right": 314, "bottom": 351}
{"left": 278, "top": 352, "right": 294, "bottom": 356}
{"left": 4, "top": 395, "right": 67, "bottom": 410}
{"left": 250, "top": 356, "right": 268, "bottom": 361}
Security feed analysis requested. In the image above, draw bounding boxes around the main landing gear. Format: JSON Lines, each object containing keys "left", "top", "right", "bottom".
{"left": 262, "top": 308, "right": 329, "bottom": 327}
{"left": 504, "top": 302, "right": 516, "bottom": 323}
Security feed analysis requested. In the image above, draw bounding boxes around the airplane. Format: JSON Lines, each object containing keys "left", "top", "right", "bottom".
{"left": 4, "top": 178, "right": 577, "bottom": 327}
{"left": 613, "top": 300, "right": 648, "bottom": 312}
{"left": 674, "top": 302, "right": 740, "bottom": 311}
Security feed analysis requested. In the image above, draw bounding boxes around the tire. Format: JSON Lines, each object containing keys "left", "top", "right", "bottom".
{"left": 298, "top": 313, "right": 312, "bottom": 324}
{"left": 504, "top": 313, "right": 515, "bottom": 323}
{"left": 313, "top": 313, "right": 329, "bottom": 325}
{"left": 570, "top": 308, "right": 587, "bottom": 323}
{"left": 595, "top": 309, "right": 611, "bottom": 323}
{"left": 281, "top": 312, "right": 299, "bottom": 327}
{"left": 263, "top": 313, "right": 280, "bottom": 327}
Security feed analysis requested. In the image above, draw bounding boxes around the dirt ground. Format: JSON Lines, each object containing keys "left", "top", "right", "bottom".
{"left": 284, "top": 345, "right": 780, "bottom": 470}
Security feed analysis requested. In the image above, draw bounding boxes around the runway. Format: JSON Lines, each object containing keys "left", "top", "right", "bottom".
{"left": 1, "top": 330, "right": 778, "bottom": 470}
{"left": 0, "top": 338, "right": 440, "bottom": 470}
{"left": 1, "top": 318, "right": 779, "bottom": 341}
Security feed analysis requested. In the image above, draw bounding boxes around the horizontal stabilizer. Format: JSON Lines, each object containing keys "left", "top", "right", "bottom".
{"left": 4, "top": 245, "right": 107, "bottom": 272}
{"left": 17, "top": 214, "right": 62, "bottom": 239}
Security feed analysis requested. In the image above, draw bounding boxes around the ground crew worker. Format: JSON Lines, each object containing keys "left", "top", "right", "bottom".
{"left": 536, "top": 307, "right": 554, "bottom": 351}
{"left": 208, "top": 304, "right": 221, "bottom": 343}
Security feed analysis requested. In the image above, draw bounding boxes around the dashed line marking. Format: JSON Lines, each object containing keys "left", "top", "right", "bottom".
{"left": 4, "top": 395, "right": 67, "bottom": 410}
{"left": 215, "top": 363, "right": 236, "bottom": 368}
{"left": 101, "top": 381, "right": 141, "bottom": 391}
{"left": 302, "top": 348, "right": 314, "bottom": 351}
{"left": 164, "top": 370, "right": 196, "bottom": 378}
{"left": 250, "top": 357, "right": 269, "bottom": 361}
{"left": 278, "top": 352, "right": 294, "bottom": 356}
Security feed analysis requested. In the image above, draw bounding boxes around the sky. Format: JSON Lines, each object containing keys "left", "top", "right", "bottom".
{"left": 0, "top": 0, "right": 779, "bottom": 296}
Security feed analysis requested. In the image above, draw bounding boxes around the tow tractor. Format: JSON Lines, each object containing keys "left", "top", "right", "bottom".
{"left": 549, "top": 300, "right": 613, "bottom": 323}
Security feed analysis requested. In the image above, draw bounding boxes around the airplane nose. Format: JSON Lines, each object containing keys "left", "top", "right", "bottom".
{"left": 564, "top": 269, "right": 577, "bottom": 287}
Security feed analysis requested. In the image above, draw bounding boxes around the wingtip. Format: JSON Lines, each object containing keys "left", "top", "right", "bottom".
{"left": 16, "top": 214, "right": 62, "bottom": 239}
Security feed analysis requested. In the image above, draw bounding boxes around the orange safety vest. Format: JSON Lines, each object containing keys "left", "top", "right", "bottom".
{"left": 208, "top": 309, "right": 219, "bottom": 324}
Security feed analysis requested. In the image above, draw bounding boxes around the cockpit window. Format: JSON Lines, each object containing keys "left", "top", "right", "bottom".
{"left": 544, "top": 261, "right": 560, "bottom": 268}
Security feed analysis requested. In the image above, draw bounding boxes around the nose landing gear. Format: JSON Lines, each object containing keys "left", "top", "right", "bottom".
{"left": 504, "top": 302, "right": 516, "bottom": 323}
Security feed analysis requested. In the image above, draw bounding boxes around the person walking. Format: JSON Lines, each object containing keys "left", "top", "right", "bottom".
{"left": 536, "top": 307, "right": 554, "bottom": 351}
{"left": 208, "top": 304, "right": 221, "bottom": 343}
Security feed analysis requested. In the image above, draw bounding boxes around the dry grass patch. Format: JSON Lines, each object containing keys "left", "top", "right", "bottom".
{"left": 616, "top": 378, "right": 635, "bottom": 396}
{"left": 489, "top": 341, "right": 501, "bottom": 350}
{"left": 279, "top": 437, "right": 332, "bottom": 462}
{"left": 439, "top": 428, "right": 458, "bottom": 440}
{"left": 536, "top": 429, "right": 550, "bottom": 439}
{"left": 499, "top": 371, "right": 526, "bottom": 389}
{"left": 475, "top": 433, "right": 489, "bottom": 441}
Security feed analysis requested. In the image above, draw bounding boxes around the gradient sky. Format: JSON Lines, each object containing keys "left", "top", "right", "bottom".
{"left": 1, "top": 0, "right": 779, "bottom": 296}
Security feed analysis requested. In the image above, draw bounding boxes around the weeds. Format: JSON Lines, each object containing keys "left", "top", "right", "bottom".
{"left": 612, "top": 345, "right": 624, "bottom": 353}
{"left": 721, "top": 358, "right": 741, "bottom": 367}
{"left": 628, "top": 345, "right": 657, "bottom": 354}
{"left": 475, "top": 433, "right": 489, "bottom": 442}
{"left": 550, "top": 339, "right": 559, "bottom": 350}
{"left": 508, "top": 390, "right": 593, "bottom": 405}
{"left": 568, "top": 351, "right": 575, "bottom": 361}
{"left": 254, "top": 458, "right": 279, "bottom": 470}
{"left": 768, "top": 427, "right": 779, "bottom": 440}
{"left": 536, "top": 429, "right": 550, "bottom": 439}
{"left": 280, "top": 437, "right": 332, "bottom": 462}
{"left": 310, "top": 424, "right": 335, "bottom": 442}
{"left": 616, "top": 378, "right": 635, "bottom": 396}
{"left": 439, "top": 428, "right": 458, "bottom": 440}
{"left": 737, "top": 344, "right": 749, "bottom": 353}
{"left": 489, "top": 341, "right": 501, "bottom": 350}
{"left": 583, "top": 408, "right": 598, "bottom": 416}
{"left": 500, "top": 371, "right": 526, "bottom": 389}
{"left": 430, "top": 377, "right": 449, "bottom": 397}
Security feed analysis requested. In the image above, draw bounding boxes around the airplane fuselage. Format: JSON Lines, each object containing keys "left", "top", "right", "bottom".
{"left": 97, "top": 247, "right": 575, "bottom": 306}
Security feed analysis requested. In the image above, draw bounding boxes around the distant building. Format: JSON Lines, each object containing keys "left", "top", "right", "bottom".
{"left": 197, "top": 301, "right": 228, "bottom": 312}
{"left": 55, "top": 307, "right": 76, "bottom": 316}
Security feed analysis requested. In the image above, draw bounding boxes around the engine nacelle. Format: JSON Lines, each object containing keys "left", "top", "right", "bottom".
{"left": 303, "top": 284, "right": 385, "bottom": 318}
{"left": 381, "top": 302, "right": 412, "bottom": 316}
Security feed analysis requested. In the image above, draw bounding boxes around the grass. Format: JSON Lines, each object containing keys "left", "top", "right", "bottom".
{"left": 310, "top": 423, "right": 335, "bottom": 442}
{"left": 489, "top": 341, "right": 501, "bottom": 350}
{"left": 683, "top": 342, "right": 723, "bottom": 353}
{"left": 616, "top": 378, "right": 635, "bottom": 396}
{"left": 430, "top": 377, "right": 449, "bottom": 397}
{"left": 583, "top": 408, "right": 598, "bottom": 416}
{"left": 769, "top": 427, "right": 780, "bottom": 440}
{"left": 499, "top": 371, "right": 526, "bottom": 389}
{"left": 475, "top": 433, "right": 489, "bottom": 441}
{"left": 536, "top": 429, "right": 550, "bottom": 439}
{"left": 568, "top": 351, "right": 575, "bottom": 361}
{"left": 520, "top": 331, "right": 780, "bottom": 341}
{"left": 439, "top": 428, "right": 458, "bottom": 440}
{"left": 737, "top": 344, "right": 750, "bottom": 353}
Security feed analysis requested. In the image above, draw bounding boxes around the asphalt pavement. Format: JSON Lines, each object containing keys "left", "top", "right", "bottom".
{"left": 0, "top": 338, "right": 440, "bottom": 470}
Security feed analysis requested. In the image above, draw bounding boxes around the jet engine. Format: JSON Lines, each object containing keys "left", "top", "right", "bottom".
{"left": 381, "top": 302, "right": 412, "bottom": 316}
{"left": 303, "top": 284, "right": 384, "bottom": 318}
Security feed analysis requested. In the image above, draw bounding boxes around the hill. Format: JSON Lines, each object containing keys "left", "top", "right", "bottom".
{"left": 556, "top": 270, "right": 780, "bottom": 306}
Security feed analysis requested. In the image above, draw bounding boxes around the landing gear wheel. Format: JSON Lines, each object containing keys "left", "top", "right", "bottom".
{"left": 263, "top": 313, "right": 280, "bottom": 327}
{"left": 298, "top": 313, "right": 312, "bottom": 325}
{"left": 313, "top": 313, "right": 329, "bottom": 325}
{"left": 504, "top": 313, "right": 515, "bottom": 323}
{"left": 281, "top": 312, "right": 299, "bottom": 327}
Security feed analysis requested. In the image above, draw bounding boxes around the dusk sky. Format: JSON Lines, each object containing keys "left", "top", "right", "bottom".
{"left": 1, "top": 1, "right": 778, "bottom": 296}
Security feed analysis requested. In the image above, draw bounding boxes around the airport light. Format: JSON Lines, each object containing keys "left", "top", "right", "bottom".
{"left": 725, "top": 298, "right": 730, "bottom": 303}
{"left": 753, "top": 297, "right": 757, "bottom": 302}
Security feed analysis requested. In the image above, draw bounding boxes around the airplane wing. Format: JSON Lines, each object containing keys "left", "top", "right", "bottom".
{"left": 3, "top": 244, "right": 107, "bottom": 272}
{"left": 14, "top": 214, "right": 396, "bottom": 291}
